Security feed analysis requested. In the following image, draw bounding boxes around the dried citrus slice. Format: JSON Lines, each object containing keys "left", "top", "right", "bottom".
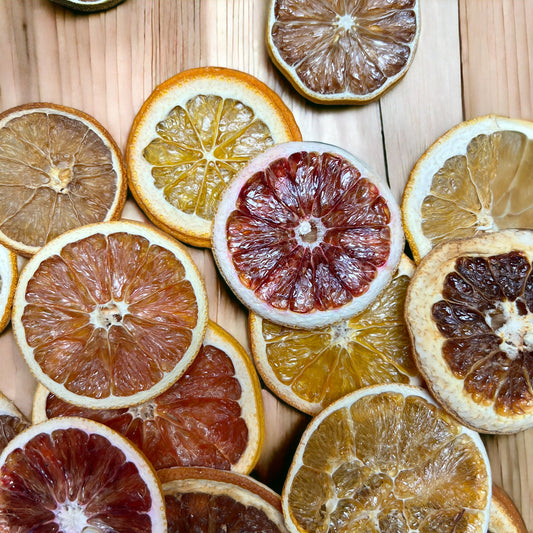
{"left": 489, "top": 484, "right": 528, "bottom": 533}
{"left": 402, "top": 115, "right": 533, "bottom": 262}
{"left": 0, "top": 417, "right": 166, "bottom": 531}
{"left": 405, "top": 229, "right": 533, "bottom": 434}
{"left": 0, "top": 103, "right": 126, "bottom": 257}
{"left": 0, "top": 244, "right": 17, "bottom": 334}
{"left": 266, "top": 0, "right": 420, "bottom": 104}
{"left": 126, "top": 66, "right": 301, "bottom": 247}
{"left": 282, "top": 384, "right": 491, "bottom": 533}
{"left": 159, "top": 466, "right": 288, "bottom": 532}
{"left": 33, "top": 321, "right": 264, "bottom": 473}
{"left": 0, "top": 392, "right": 29, "bottom": 454}
{"left": 49, "top": 0, "right": 126, "bottom": 12}
{"left": 12, "top": 219, "right": 208, "bottom": 409}
{"left": 250, "top": 255, "right": 421, "bottom": 415}
{"left": 212, "top": 141, "right": 404, "bottom": 329}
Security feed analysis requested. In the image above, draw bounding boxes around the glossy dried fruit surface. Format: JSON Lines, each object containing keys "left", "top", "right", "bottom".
{"left": 0, "top": 393, "right": 29, "bottom": 455}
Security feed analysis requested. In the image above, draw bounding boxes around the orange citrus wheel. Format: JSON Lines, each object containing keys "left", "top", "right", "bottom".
{"left": 266, "top": 0, "right": 420, "bottom": 105}
{"left": 0, "top": 244, "right": 17, "bottom": 334}
{"left": 282, "top": 384, "right": 492, "bottom": 533}
{"left": 405, "top": 229, "right": 533, "bottom": 434}
{"left": 0, "top": 391, "right": 29, "bottom": 455}
{"left": 402, "top": 115, "right": 533, "bottom": 263}
{"left": 159, "top": 466, "right": 288, "bottom": 532}
{"left": 32, "top": 320, "right": 264, "bottom": 473}
{"left": 0, "top": 417, "right": 166, "bottom": 531}
{"left": 0, "top": 103, "right": 127, "bottom": 257}
{"left": 212, "top": 141, "right": 404, "bottom": 329}
{"left": 126, "top": 66, "right": 302, "bottom": 247}
{"left": 250, "top": 254, "right": 421, "bottom": 415}
{"left": 12, "top": 219, "right": 208, "bottom": 409}
{"left": 489, "top": 484, "right": 528, "bottom": 533}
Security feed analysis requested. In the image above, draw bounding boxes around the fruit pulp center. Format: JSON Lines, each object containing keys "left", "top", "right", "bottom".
{"left": 336, "top": 14, "right": 354, "bottom": 31}
{"left": 127, "top": 401, "right": 156, "bottom": 421}
{"left": 46, "top": 163, "right": 72, "bottom": 193}
{"left": 90, "top": 300, "right": 129, "bottom": 329}
{"left": 55, "top": 501, "right": 98, "bottom": 532}
{"left": 296, "top": 218, "right": 325, "bottom": 247}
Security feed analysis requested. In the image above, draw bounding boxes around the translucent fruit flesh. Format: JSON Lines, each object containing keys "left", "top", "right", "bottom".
{"left": 0, "top": 415, "right": 29, "bottom": 455}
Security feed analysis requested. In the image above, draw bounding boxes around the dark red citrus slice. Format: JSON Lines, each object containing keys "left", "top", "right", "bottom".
{"left": 0, "top": 393, "right": 29, "bottom": 454}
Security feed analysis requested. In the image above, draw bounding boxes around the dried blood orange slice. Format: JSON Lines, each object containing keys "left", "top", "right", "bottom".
{"left": 405, "top": 229, "right": 533, "bottom": 433}
{"left": 0, "top": 417, "right": 166, "bottom": 531}
{"left": 282, "top": 384, "right": 491, "bottom": 533}
{"left": 159, "top": 467, "right": 288, "bottom": 532}
{"left": 0, "top": 392, "right": 29, "bottom": 455}
{"left": 12, "top": 220, "right": 208, "bottom": 409}
{"left": 0, "top": 244, "right": 17, "bottom": 334}
{"left": 33, "top": 321, "right": 264, "bottom": 473}
{"left": 212, "top": 141, "right": 404, "bottom": 329}
{"left": 489, "top": 484, "right": 528, "bottom": 533}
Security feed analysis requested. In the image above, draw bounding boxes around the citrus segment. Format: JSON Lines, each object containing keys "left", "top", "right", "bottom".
{"left": 489, "top": 484, "right": 528, "bottom": 533}
{"left": 127, "top": 67, "right": 301, "bottom": 247}
{"left": 250, "top": 255, "right": 421, "bottom": 414}
{"left": 0, "top": 244, "right": 17, "bottom": 333}
{"left": 282, "top": 384, "right": 491, "bottom": 533}
{"left": 0, "top": 103, "right": 126, "bottom": 256}
{"left": 12, "top": 220, "right": 208, "bottom": 409}
{"left": 405, "top": 229, "right": 533, "bottom": 433}
{"left": 0, "top": 392, "right": 29, "bottom": 455}
{"left": 266, "top": 0, "right": 420, "bottom": 104}
{"left": 0, "top": 417, "right": 166, "bottom": 531}
{"left": 213, "top": 141, "right": 404, "bottom": 329}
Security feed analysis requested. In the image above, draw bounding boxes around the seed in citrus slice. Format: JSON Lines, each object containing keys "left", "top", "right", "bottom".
{"left": 402, "top": 115, "right": 533, "bottom": 263}
{"left": 126, "top": 66, "right": 302, "bottom": 248}
{"left": 282, "top": 384, "right": 491, "bottom": 533}
{"left": 49, "top": 0, "right": 126, "bottom": 12}
{"left": 405, "top": 229, "right": 533, "bottom": 434}
{"left": 266, "top": 0, "right": 420, "bottom": 105}
{"left": 250, "top": 254, "right": 421, "bottom": 415}
{"left": 32, "top": 320, "right": 264, "bottom": 473}
{"left": 489, "top": 484, "right": 528, "bottom": 533}
{"left": 12, "top": 219, "right": 208, "bottom": 409}
{"left": 0, "top": 416, "right": 166, "bottom": 532}
{"left": 0, "top": 244, "right": 17, "bottom": 334}
{"left": 212, "top": 141, "right": 404, "bottom": 329}
{"left": 0, "top": 391, "right": 29, "bottom": 455}
{"left": 0, "top": 103, "right": 127, "bottom": 257}
{"left": 159, "top": 466, "right": 289, "bottom": 532}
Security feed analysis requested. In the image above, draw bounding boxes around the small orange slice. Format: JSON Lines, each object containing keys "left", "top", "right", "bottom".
{"left": 0, "top": 244, "right": 17, "bottom": 334}
{"left": 489, "top": 484, "right": 528, "bottom": 533}
{"left": 0, "top": 391, "right": 29, "bottom": 455}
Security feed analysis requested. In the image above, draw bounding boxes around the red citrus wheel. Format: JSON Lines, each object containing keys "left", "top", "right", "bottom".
{"left": 0, "top": 392, "right": 29, "bottom": 455}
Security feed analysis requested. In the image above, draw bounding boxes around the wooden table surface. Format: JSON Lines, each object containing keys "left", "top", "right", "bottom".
{"left": 0, "top": 0, "right": 532, "bottom": 530}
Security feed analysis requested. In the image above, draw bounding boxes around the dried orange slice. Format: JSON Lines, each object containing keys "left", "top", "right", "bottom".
{"left": 212, "top": 141, "right": 404, "bottom": 329}
{"left": 282, "top": 384, "right": 491, "bottom": 533}
{"left": 250, "top": 255, "right": 421, "bottom": 415}
{"left": 489, "top": 484, "right": 528, "bottom": 533}
{"left": 159, "top": 466, "right": 288, "bottom": 532}
{"left": 0, "top": 103, "right": 126, "bottom": 257}
{"left": 402, "top": 115, "right": 533, "bottom": 262}
{"left": 0, "top": 417, "right": 166, "bottom": 531}
{"left": 33, "top": 321, "right": 264, "bottom": 473}
{"left": 126, "top": 67, "right": 301, "bottom": 247}
{"left": 0, "top": 391, "right": 29, "bottom": 455}
{"left": 0, "top": 244, "right": 17, "bottom": 334}
{"left": 405, "top": 229, "right": 533, "bottom": 434}
{"left": 266, "top": 0, "right": 420, "bottom": 104}
{"left": 12, "top": 219, "right": 208, "bottom": 409}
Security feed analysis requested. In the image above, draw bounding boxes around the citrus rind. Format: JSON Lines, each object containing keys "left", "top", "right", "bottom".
{"left": 49, "top": 0, "right": 126, "bottom": 12}
{"left": 489, "top": 484, "right": 528, "bottom": 533}
{"left": 0, "top": 244, "right": 17, "bottom": 334}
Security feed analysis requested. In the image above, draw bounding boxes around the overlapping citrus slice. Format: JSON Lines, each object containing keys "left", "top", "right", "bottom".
{"left": 0, "top": 417, "right": 166, "bottom": 531}
{"left": 0, "top": 244, "right": 17, "bottom": 334}
{"left": 489, "top": 484, "right": 528, "bottom": 533}
{"left": 402, "top": 115, "right": 533, "bottom": 262}
{"left": 33, "top": 321, "right": 264, "bottom": 473}
{"left": 0, "top": 392, "right": 29, "bottom": 454}
{"left": 0, "top": 103, "right": 126, "bottom": 256}
{"left": 126, "top": 66, "right": 301, "bottom": 247}
{"left": 282, "top": 384, "right": 491, "bottom": 533}
{"left": 266, "top": 0, "right": 420, "bottom": 104}
{"left": 159, "top": 467, "right": 289, "bottom": 532}
{"left": 212, "top": 141, "right": 404, "bottom": 329}
{"left": 12, "top": 219, "right": 208, "bottom": 409}
{"left": 250, "top": 255, "right": 420, "bottom": 415}
{"left": 405, "top": 229, "right": 533, "bottom": 433}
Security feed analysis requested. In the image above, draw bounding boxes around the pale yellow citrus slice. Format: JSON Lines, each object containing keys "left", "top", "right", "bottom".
{"left": 0, "top": 417, "right": 166, "bottom": 531}
{"left": 32, "top": 320, "right": 264, "bottom": 474}
{"left": 266, "top": 0, "right": 420, "bottom": 104}
{"left": 250, "top": 255, "right": 421, "bottom": 415}
{"left": 489, "top": 484, "right": 528, "bottom": 533}
{"left": 12, "top": 219, "right": 208, "bottom": 409}
{"left": 282, "top": 384, "right": 491, "bottom": 533}
{"left": 126, "top": 66, "right": 301, "bottom": 247}
{"left": 0, "top": 103, "right": 127, "bottom": 257}
{"left": 0, "top": 391, "right": 29, "bottom": 455}
{"left": 0, "top": 244, "right": 17, "bottom": 334}
{"left": 405, "top": 229, "right": 533, "bottom": 434}
{"left": 402, "top": 115, "right": 533, "bottom": 262}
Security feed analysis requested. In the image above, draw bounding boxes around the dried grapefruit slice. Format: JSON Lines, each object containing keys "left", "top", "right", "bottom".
{"left": 159, "top": 466, "right": 288, "bottom": 532}
{"left": 266, "top": 0, "right": 420, "bottom": 104}
{"left": 0, "top": 103, "right": 126, "bottom": 257}
{"left": 0, "top": 417, "right": 166, "bottom": 531}
{"left": 405, "top": 229, "right": 533, "bottom": 433}
{"left": 0, "top": 244, "right": 17, "bottom": 334}
{"left": 0, "top": 392, "right": 29, "bottom": 455}
{"left": 12, "top": 219, "right": 208, "bottom": 409}
{"left": 32, "top": 321, "right": 264, "bottom": 473}
{"left": 127, "top": 67, "right": 301, "bottom": 247}
{"left": 489, "top": 484, "right": 528, "bottom": 533}
{"left": 212, "top": 141, "right": 404, "bottom": 329}
{"left": 250, "top": 255, "right": 421, "bottom": 415}
{"left": 402, "top": 115, "right": 533, "bottom": 262}
{"left": 282, "top": 384, "right": 491, "bottom": 533}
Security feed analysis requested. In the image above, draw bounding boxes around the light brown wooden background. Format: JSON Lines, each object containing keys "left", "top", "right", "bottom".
{"left": 0, "top": 0, "right": 531, "bottom": 530}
